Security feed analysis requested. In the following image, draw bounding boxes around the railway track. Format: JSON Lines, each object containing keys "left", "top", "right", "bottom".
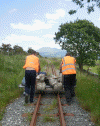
{"left": 28, "top": 93, "right": 75, "bottom": 126}
{"left": 0, "top": 64, "right": 95, "bottom": 126}
{"left": 20, "top": 64, "right": 95, "bottom": 126}
{"left": 28, "top": 64, "right": 74, "bottom": 126}
{"left": 29, "top": 94, "right": 71, "bottom": 126}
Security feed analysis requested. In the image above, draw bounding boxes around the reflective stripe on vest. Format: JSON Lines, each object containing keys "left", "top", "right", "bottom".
{"left": 29, "top": 62, "right": 34, "bottom": 64}
{"left": 62, "top": 63, "right": 75, "bottom": 67}
{"left": 62, "top": 68, "right": 76, "bottom": 72}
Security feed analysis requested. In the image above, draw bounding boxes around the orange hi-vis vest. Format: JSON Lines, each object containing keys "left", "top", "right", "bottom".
{"left": 62, "top": 56, "right": 76, "bottom": 75}
{"left": 23, "top": 55, "right": 39, "bottom": 73}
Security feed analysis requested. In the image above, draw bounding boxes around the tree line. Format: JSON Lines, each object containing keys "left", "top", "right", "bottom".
{"left": 0, "top": 43, "right": 39, "bottom": 56}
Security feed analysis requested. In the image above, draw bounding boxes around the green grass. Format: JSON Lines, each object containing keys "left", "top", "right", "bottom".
{"left": 50, "top": 58, "right": 61, "bottom": 69}
{"left": 44, "top": 98, "right": 57, "bottom": 112}
{"left": 83, "top": 60, "right": 100, "bottom": 74}
{"left": 27, "top": 112, "right": 33, "bottom": 122}
{"left": 43, "top": 115, "right": 56, "bottom": 122}
{"left": 0, "top": 54, "right": 25, "bottom": 120}
{"left": 39, "top": 57, "right": 48, "bottom": 71}
{"left": 83, "top": 65, "right": 98, "bottom": 74}
{"left": 96, "top": 60, "right": 100, "bottom": 64}
{"left": 76, "top": 70, "right": 100, "bottom": 126}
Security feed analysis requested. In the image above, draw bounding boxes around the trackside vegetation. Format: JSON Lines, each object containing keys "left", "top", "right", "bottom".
{"left": 76, "top": 71, "right": 100, "bottom": 126}
{"left": 0, "top": 54, "right": 25, "bottom": 120}
{"left": 83, "top": 60, "right": 100, "bottom": 74}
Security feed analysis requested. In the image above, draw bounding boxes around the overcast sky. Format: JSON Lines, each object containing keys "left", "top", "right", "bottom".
{"left": 0, "top": 0, "right": 100, "bottom": 51}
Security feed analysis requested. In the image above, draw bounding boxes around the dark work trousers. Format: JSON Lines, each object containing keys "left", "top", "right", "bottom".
{"left": 63, "top": 74, "right": 76, "bottom": 102}
{"left": 25, "top": 70, "right": 36, "bottom": 102}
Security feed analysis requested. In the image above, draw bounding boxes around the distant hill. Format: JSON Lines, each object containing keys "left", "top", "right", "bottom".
{"left": 36, "top": 47, "right": 66, "bottom": 57}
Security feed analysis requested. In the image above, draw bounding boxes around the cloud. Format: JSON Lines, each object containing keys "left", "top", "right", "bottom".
{"left": 44, "top": 40, "right": 61, "bottom": 49}
{"left": 10, "top": 9, "right": 64, "bottom": 31}
{"left": 9, "top": 9, "right": 17, "bottom": 13}
{"left": 48, "top": 20, "right": 57, "bottom": 24}
{"left": 99, "top": 17, "right": 100, "bottom": 20}
{"left": 10, "top": 20, "right": 55, "bottom": 31}
{"left": 46, "top": 9, "right": 65, "bottom": 20}
{"left": 1, "top": 34, "right": 44, "bottom": 44}
{"left": 43, "top": 34, "right": 55, "bottom": 38}
{"left": 1, "top": 34, "right": 60, "bottom": 50}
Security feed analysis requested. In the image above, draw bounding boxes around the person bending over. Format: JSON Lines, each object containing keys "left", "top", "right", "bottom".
{"left": 23, "top": 51, "right": 41, "bottom": 103}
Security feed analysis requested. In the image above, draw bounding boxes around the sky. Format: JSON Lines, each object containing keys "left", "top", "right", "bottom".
{"left": 0, "top": 0, "right": 100, "bottom": 51}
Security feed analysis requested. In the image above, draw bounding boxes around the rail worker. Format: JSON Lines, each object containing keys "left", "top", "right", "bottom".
{"left": 23, "top": 51, "right": 41, "bottom": 103}
{"left": 60, "top": 52, "right": 76, "bottom": 105}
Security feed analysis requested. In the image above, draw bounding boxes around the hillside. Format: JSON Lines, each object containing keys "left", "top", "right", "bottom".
{"left": 37, "top": 47, "right": 66, "bottom": 57}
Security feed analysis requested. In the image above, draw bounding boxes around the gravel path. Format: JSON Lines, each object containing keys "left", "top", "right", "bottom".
{"left": 0, "top": 93, "right": 95, "bottom": 126}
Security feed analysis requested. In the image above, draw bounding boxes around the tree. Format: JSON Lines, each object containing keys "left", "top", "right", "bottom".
{"left": 69, "top": 0, "right": 100, "bottom": 15}
{"left": 1, "top": 43, "right": 12, "bottom": 55}
{"left": 0, "top": 46, "right": 3, "bottom": 54}
{"left": 54, "top": 19, "right": 100, "bottom": 70}
{"left": 13, "top": 45, "right": 23, "bottom": 54}
{"left": 28, "top": 47, "right": 35, "bottom": 54}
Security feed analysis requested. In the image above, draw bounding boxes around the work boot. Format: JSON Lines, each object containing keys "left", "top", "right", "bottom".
{"left": 30, "top": 100, "right": 34, "bottom": 104}
{"left": 25, "top": 93, "right": 29, "bottom": 103}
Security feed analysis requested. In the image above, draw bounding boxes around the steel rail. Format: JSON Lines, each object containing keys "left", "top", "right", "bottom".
{"left": 30, "top": 94, "right": 41, "bottom": 126}
{"left": 49, "top": 64, "right": 66, "bottom": 126}
{"left": 58, "top": 94, "right": 66, "bottom": 126}
{"left": 30, "top": 64, "right": 65, "bottom": 126}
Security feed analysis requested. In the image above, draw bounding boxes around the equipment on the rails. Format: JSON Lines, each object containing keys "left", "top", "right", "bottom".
{"left": 48, "top": 75, "right": 58, "bottom": 86}
{"left": 36, "top": 73, "right": 46, "bottom": 90}
{"left": 54, "top": 82, "right": 63, "bottom": 90}
{"left": 19, "top": 71, "right": 63, "bottom": 92}
{"left": 36, "top": 82, "right": 46, "bottom": 90}
{"left": 36, "top": 73, "right": 63, "bottom": 90}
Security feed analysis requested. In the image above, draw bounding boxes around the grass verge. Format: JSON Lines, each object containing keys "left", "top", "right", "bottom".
{"left": 83, "top": 65, "right": 98, "bottom": 74}
{"left": 75, "top": 70, "right": 100, "bottom": 126}
{"left": 0, "top": 54, "right": 25, "bottom": 120}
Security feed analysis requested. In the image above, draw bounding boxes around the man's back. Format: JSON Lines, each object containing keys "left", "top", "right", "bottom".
{"left": 62, "top": 56, "right": 76, "bottom": 75}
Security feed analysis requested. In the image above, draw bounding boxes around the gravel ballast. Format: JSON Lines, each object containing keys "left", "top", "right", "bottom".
{"left": 36, "top": 116, "right": 60, "bottom": 126}
{"left": 61, "top": 96, "right": 95, "bottom": 126}
{"left": 0, "top": 93, "right": 95, "bottom": 126}
{"left": 0, "top": 95, "right": 37, "bottom": 126}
